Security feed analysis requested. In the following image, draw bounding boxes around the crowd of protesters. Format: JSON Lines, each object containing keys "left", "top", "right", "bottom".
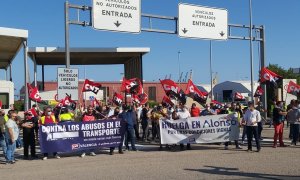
{"left": 0, "top": 98, "right": 300, "bottom": 165}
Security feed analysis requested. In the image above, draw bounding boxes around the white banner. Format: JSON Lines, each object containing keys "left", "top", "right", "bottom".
{"left": 159, "top": 115, "right": 239, "bottom": 144}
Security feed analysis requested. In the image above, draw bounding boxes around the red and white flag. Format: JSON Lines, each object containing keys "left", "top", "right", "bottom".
{"left": 185, "top": 79, "right": 207, "bottom": 104}
{"left": 0, "top": 100, "right": 2, "bottom": 109}
{"left": 82, "top": 79, "right": 102, "bottom": 94}
{"left": 56, "top": 95, "right": 76, "bottom": 109}
{"left": 260, "top": 67, "right": 282, "bottom": 88}
{"left": 234, "top": 92, "right": 246, "bottom": 101}
{"left": 121, "top": 77, "right": 142, "bottom": 94}
{"left": 160, "top": 79, "right": 186, "bottom": 104}
{"left": 287, "top": 81, "right": 300, "bottom": 95}
{"left": 113, "top": 92, "right": 123, "bottom": 106}
{"left": 27, "top": 83, "right": 42, "bottom": 102}
{"left": 254, "top": 85, "right": 264, "bottom": 97}
{"left": 162, "top": 96, "right": 174, "bottom": 107}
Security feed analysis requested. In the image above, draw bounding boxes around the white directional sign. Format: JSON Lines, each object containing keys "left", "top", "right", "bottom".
{"left": 92, "top": 0, "right": 141, "bottom": 33}
{"left": 178, "top": 3, "right": 228, "bottom": 40}
{"left": 57, "top": 68, "right": 79, "bottom": 100}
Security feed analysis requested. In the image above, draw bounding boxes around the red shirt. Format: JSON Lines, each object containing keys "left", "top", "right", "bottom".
{"left": 191, "top": 107, "right": 201, "bottom": 117}
{"left": 82, "top": 114, "right": 96, "bottom": 122}
{"left": 40, "top": 115, "right": 56, "bottom": 125}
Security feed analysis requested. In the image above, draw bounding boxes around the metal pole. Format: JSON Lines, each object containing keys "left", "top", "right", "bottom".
{"left": 210, "top": 41, "right": 214, "bottom": 100}
{"left": 260, "top": 26, "right": 267, "bottom": 119}
{"left": 178, "top": 51, "right": 181, "bottom": 83}
{"left": 65, "top": 1, "right": 70, "bottom": 68}
{"left": 42, "top": 65, "right": 45, "bottom": 91}
{"left": 9, "top": 64, "right": 12, "bottom": 81}
{"left": 24, "top": 40, "right": 29, "bottom": 111}
{"left": 33, "top": 55, "right": 37, "bottom": 87}
{"left": 249, "top": 0, "right": 254, "bottom": 102}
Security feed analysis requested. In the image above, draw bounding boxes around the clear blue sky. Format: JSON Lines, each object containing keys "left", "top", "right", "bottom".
{"left": 0, "top": 0, "right": 299, "bottom": 94}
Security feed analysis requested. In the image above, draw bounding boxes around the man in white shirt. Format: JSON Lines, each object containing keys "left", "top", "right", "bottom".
{"left": 176, "top": 104, "right": 191, "bottom": 150}
{"left": 5, "top": 112, "right": 19, "bottom": 164}
{"left": 242, "top": 102, "right": 261, "bottom": 152}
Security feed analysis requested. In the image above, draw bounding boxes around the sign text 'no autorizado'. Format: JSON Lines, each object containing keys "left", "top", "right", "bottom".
{"left": 92, "top": 0, "right": 141, "bottom": 33}
{"left": 57, "top": 68, "right": 78, "bottom": 100}
{"left": 178, "top": 3, "right": 228, "bottom": 40}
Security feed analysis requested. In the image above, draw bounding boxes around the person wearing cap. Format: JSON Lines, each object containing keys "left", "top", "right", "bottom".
{"left": 190, "top": 103, "right": 201, "bottom": 117}
{"left": 241, "top": 102, "right": 261, "bottom": 152}
{"left": 59, "top": 106, "right": 75, "bottom": 123}
{"left": 22, "top": 111, "right": 37, "bottom": 159}
{"left": 39, "top": 107, "right": 60, "bottom": 160}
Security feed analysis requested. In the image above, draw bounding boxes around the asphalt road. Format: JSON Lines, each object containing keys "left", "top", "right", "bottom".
{"left": 0, "top": 126, "right": 299, "bottom": 180}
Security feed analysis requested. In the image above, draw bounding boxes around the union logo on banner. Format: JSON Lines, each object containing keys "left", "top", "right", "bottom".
{"left": 72, "top": 143, "right": 80, "bottom": 150}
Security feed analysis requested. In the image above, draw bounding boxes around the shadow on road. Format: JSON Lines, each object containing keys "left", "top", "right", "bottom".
{"left": 184, "top": 166, "right": 300, "bottom": 180}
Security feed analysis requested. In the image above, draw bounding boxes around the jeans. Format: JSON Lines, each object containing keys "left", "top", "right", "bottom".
{"left": 273, "top": 122, "right": 284, "bottom": 146}
{"left": 125, "top": 128, "right": 136, "bottom": 150}
{"left": 152, "top": 121, "right": 160, "bottom": 140}
{"left": 0, "top": 133, "right": 7, "bottom": 160}
{"left": 16, "top": 136, "right": 23, "bottom": 148}
{"left": 258, "top": 122, "right": 263, "bottom": 139}
{"left": 291, "top": 124, "right": 300, "bottom": 145}
{"left": 242, "top": 126, "right": 247, "bottom": 142}
{"left": 134, "top": 124, "right": 140, "bottom": 139}
{"left": 141, "top": 121, "right": 149, "bottom": 140}
{"left": 246, "top": 126, "right": 260, "bottom": 150}
{"left": 6, "top": 140, "right": 16, "bottom": 162}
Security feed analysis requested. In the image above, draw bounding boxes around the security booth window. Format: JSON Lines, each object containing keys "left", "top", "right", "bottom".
{"left": 0, "top": 93, "right": 9, "bottom": 109}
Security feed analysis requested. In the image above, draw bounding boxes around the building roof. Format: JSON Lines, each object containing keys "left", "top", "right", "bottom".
{"left": 27, "top": 47, "right": 150, "bottom": 65}
{"left": 0, "top": 27, "right": 28, "bottom": 69}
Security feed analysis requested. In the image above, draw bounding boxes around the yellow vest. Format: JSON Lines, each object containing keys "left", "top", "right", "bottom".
{"left": 40, "top": 115, "right": 56, "bottom": 125}
{"left": 4, "top": 115, "right": 9, "bottom": 122}
{"left": 59, "top": 113, "right": 74, "bottom": 121}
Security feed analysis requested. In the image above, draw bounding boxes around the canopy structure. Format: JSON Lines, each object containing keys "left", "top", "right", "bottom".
{"left": 28, "top": 47, "right": 150, "bottom": 90}
{"left": 0, "top": 27, "right": 29, "bottom": 110}
{"left": 0, "top": 27, "right": 28, "bottom": 71}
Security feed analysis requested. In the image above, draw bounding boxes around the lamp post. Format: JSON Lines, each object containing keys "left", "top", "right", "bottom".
{"left": 249, "top": 0, "right": 254, "bottom": 102}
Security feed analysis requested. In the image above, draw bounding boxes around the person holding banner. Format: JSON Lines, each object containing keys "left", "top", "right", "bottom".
{"left": 176, "top": 104, "right": 192, "bottom": 151}
{"left": 190, "top": 103, "right": 201, "bottom": 117}
{"left": 80, "top": 105, "right": 97, "bottom": 157}
{"left": 224, "top": 102, "right": 242, "bottom": 150}
{"left": 109, "top": 107, "right": 124, "bottom": 155}
{"left": 242, "top": 102, "right": 261, "bottom": 152}
{"left": 122, "top": 105, "right": 138, "bottom": 151}
{"left": 39, "top": 107, "right": 60, "bottom": 160}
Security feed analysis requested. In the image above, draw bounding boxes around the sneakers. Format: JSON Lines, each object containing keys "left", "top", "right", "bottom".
{"left": 55, "top": 155, "right": 61, "bottom": 159}
{"left": 80, "top": 153, "right": 86, "bottom": 158}
{"left": 118, "top": 150, "right": 124, "bottom": 154}
{"left": 90, "top": 152, "right": 96, "bottom": 156}
{"left": 109, "top": 151, "right": 114, "bottom": 155}
{"left": 43, "top": 157, "right": 48, "bottom": 160}
{"left": 236, "top": 146, "right": 243, "bottom": 149}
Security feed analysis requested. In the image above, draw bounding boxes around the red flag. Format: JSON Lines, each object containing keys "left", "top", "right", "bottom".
{"left": 185, "top": 79, "right": 207, "bottom": 104}
{"left": 0, "top": 100, "right": 2, "bottom": 109}
{"left": 27, "top": 83, "right": 42, "bottom": 102}
{"left": 260, "top": 67, "right": 282, "bottom": 88}
{"left": 121, "top": 77, "right": 142, "bottom": 94}
{"left": 113, "top": 92, "right": 123, "bottom": 106}
{"left": 287, "top": 81, "right": 300, "bottom": 95}
{"left": 162, "top": 96, "right": 174, "bottom": 107}
{"left": 254, "top": 86, "right": 264, "bottom": 97}
{"left": 132, "top": 93, "right": 148, "bottom": 105}
{"left": 56, "top": 95, "right": 76, "bottom": 109}
{"left": 234, "top": 92, "right": 246, "bottom": 101}
{"left": 94, "top": 97, "right": 101, "bottom": 106}
{"left": 160, "top": 79, "right": 186, "bottom": 104}
{"left": 82, "top": 79, "right": 102, "bottom": 94}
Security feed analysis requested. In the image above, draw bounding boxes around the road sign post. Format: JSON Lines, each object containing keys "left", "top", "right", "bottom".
{"left": 57, "top": 68, "right": 79, "bottom": 100}
{"left": 92, "top": 0, "right": 141, "bottom": 33}
{"left": 178, "top": 3, "right": 228, "bottom": 40}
